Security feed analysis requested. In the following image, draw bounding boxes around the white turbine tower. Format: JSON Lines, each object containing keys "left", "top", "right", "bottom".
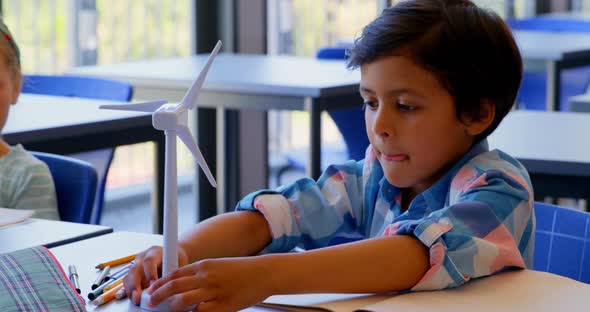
{"left": 100, "top": 41, "right": 221, "bottom": 311}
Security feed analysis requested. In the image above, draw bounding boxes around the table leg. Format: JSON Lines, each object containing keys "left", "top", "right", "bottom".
{"left": 546, "top": 60, "right": 561, "bottom": 111}
{"left": 153, "top": 134, "right": 166, "bottom": 234}
{"left": 196, "top": 107, "right": 218, "bottom": 221}
{"left": 216, "top": 107, "right": 227, "bottom": 216}
{"left": 305, "top": 97, "right": 322, "bottom": 179}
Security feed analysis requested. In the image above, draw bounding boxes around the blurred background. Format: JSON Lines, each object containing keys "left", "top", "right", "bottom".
{"left": 5, "top": 0, "right": 589, "bottom": 233}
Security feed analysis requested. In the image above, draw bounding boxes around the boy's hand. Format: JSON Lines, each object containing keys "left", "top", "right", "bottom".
{"left": 146, "top": 256, "right": 273, "bottom": 312}
{"left": 124, "top": 245, "right": 189, "bottom": 305}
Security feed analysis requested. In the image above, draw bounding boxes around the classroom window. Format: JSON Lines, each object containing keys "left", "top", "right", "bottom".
{"left": 266, "top": 0, "right": 378, "bottom": 185}
{"left": 3, "top": 0, "right": 194, "bottom": 232}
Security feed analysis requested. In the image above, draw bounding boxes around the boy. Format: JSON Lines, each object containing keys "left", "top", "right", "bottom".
{"left": 126, "top": 1, "right": 534, "bottom": 311}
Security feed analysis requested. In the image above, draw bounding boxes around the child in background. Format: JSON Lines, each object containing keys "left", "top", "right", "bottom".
{"left": 0, "top": 19, "right": 59, "bottom": 220}
{"left": 125, "top": 1, "right": 535, "bottom": 311}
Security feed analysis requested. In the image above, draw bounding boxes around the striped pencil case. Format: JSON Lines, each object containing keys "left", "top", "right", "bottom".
{"left": 0, "top": 246, "right": 85, "bottom": 311}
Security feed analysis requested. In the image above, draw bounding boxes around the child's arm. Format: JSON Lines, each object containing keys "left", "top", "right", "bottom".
{"left": 178, "top": 210, "right": 272, "bottom": 262}
{"left": 389, "top": 155, "right": 536, "bottom": 291}
{"left": 124, "top": 210, "right": 272, "bottom": 305}
{"left": 146, "top": 231, "right": 429, "bottom": 311}
{"left": 266, "top": 234, "right": 430, "bottom": 294}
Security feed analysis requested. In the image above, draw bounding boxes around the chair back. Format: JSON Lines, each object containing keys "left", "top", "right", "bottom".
{"left": 507, "top": 17, "right": 590, "bottom": 32}
{"left": 316, "top": 47, "right": 347, "bottom": 60}
{"left": 32, "top": 152, "right": 98, "bottom": 224}
{"left": 533, "top": 202, "right": 590, "bottom": 283}
{"left": 317, "top": 47, "right": 370, "bottom": 160}
{"left": 327, "top": 108, "right": 370, "bottom": 160}
{"left": 22, "top": 75, "right": 133, "bottom": 101}
{"left": 22, "top": 75, "right": 133, "bottom": 224}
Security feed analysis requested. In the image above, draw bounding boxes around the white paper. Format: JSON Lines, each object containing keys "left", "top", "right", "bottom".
{"left": 0, "top": 208, "right": 35, "bottom": 227}
{"left": 260, "top": 293, "right": 393, "bottom": 311}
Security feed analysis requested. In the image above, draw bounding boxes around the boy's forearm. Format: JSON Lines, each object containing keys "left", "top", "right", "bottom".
{"left": 179, "top": 211, "right": 271, "bottom": 263}
{"left": 265, "top": 235, "right": 430, "bottom": 294}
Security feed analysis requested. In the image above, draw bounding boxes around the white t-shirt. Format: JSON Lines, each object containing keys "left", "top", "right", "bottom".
{"left": 0, "top": 145, "right": 59, "bottom": 220}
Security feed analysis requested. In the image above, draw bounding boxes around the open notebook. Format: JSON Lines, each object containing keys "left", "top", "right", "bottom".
{"left": 258, "top": 269, "right": 590, "bottom": 312}
{"left": 0, "top": 246, "right": 86, "bottom": 311}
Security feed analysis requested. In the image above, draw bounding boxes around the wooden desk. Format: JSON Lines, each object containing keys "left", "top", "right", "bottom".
{"left": 513, "top": 30, "right": 590, "bottom": 111}
{"left": 70, "top": 54, "right": 361, "bottom": 216}
{"left": 488, "top": 110, "right": 590, "bottom": 200}
{"left": 0, "top": 218, "right": 112, "bottom": 254}
{"left": 4, "top": 94, "right": 166, "bottom": 234}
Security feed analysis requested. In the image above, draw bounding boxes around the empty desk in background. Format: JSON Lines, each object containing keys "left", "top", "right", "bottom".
{"left": 569, "top": 92, "right": 590, "bottom": 112}
{"left": 513, "top": 30, "right": 590, "bottom": 111}
{"left": 3, "top": 94, "right": 166, "bottom": 234}
{"left": 69, "top": 54, "right": 361, "bottom": 216}
{"left": 0, "top": 218, "right": 112, "bottom": 254}
{"left": 488, "top": 110, "right": 590, "bottom": 201}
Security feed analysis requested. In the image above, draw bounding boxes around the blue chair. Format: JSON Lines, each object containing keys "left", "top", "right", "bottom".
{"left": 506, "top": 17, "right": 590, "bottom": 33}
{"left": 22, "top": 75, "right": 133, "bottom": 101}
{"left": 22, "top": 75, "right": 133, "bottom": 224}
{"left": 32, "top": 152, "right": 98, "bottom": 224}
{"left": 316, "top": 47, "right": 347, "bottom": 60}
{"left": 533, "top": 202, "right": 590, "bottom": 283}
{"left": 277, "top": 47, "right": 369, "bottom": 184}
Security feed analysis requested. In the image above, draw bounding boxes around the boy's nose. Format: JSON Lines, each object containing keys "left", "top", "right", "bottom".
{"left": 372, "top": 108, "right": 393, "bottom": 139}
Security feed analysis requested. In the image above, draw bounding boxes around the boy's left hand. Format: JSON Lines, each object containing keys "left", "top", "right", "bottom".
{"left": 146, "top": 256, "right": 274, "bottom": 312}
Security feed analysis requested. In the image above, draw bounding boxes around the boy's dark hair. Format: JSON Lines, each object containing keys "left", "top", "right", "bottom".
{"left": 347, "top": 0, "right": 522, "bottom": 143}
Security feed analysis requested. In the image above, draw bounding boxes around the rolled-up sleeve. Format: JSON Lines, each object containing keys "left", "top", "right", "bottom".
{"left": 390, "top": 168, "right": 535, "bottom": 291}
{"left": 236, "top": 160, "right": 366, "bottom": 253}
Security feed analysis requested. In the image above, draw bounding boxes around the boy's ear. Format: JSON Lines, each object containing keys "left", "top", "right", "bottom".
{"left": 11, "top": 72, "right": 21, "bottom": 105}
{"left": 463, "top": 98, "right": 495, "bottom": 136}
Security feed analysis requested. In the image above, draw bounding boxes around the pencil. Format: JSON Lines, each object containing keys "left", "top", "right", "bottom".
{"left": 93, "top": 283, "right": 124, "bottom": 306}
{"left": 95, "top": 254, "right": 136, "bottom": 269}
{"left": 103, "top": 274, "right": 125, "bottom": 292}
{"left": 115, "top": 287, "right": 127, "bottom": 300}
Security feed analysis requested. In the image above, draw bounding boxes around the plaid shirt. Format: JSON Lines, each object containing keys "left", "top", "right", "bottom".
{"left": 237, "top": 140, "right": 535, "bottom": 290}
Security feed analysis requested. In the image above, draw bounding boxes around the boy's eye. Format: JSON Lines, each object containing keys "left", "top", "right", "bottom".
{"left": 363, "top": 100, "right": 378, "bottom": 110}
{"left": 397, "top": 102, "right": 416, "bottom": 111}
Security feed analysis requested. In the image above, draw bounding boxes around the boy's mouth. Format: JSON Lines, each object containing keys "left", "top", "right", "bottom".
{"left": 381, "top": 153, "right": 408, "bottom": 162}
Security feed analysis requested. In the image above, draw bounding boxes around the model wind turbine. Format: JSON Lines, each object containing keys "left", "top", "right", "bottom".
{"left": 100, "top": 41, "right": 221, "bottom": 311}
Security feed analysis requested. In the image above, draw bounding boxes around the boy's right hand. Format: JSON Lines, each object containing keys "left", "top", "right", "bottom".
{"left": 123, "top": 245, "right": 189, "bottom": 305}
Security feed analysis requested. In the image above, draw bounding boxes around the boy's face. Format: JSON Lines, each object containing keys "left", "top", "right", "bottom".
{"left": 360, "top": 55, "right": 480, "bottom": 196}
{"left": 0, "top": 60, "right": 20, "bottom": 135}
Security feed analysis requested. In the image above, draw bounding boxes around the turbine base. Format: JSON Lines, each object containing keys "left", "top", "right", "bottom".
{"left": 139, "top": 289, "right": 195, "bottom": 311}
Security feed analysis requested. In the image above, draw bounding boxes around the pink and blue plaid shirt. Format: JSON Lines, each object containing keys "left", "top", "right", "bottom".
{"left": 237, "top": 140, "right": 535, "bottom": 290}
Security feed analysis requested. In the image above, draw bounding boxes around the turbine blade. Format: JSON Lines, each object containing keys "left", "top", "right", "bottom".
{"left": 100, "top": 99, "right": 168, "bottom": 112}
{"left": 177, "top": 125, "right": 217, "bottom": 188}
{"left": 178, "top": 40, "right": 222, "bottom": 112}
